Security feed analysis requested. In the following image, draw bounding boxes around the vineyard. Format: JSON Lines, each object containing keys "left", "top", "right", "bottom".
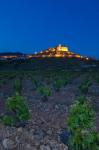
{"left": 0, "top": 58, "right": 99, "bottom": 150}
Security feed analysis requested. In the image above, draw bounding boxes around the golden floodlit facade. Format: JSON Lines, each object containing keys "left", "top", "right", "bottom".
{"left": 0, "top": 45, "right": 90, "bottom": 61}
{"left": 33, "top": 44, "right": 83, "bottom": 59}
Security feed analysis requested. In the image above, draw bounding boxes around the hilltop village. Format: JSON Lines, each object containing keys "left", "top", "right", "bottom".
{"left": 0, "top": 45, "right": 89, "bottom": 60}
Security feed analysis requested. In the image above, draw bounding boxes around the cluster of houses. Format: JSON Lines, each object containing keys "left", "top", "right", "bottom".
{"left": 27, "top": 44, "right": 90, "bottom": 61}
{"left": 0, "top": 52, "right": 26, "bottom": 61}
{"left": 0, "top": 45, "right": 91, "bottom": 61}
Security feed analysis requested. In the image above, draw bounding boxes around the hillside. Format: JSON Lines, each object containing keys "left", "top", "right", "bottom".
{"left": 0, "top": 57, "right": 99, "bottom": 149}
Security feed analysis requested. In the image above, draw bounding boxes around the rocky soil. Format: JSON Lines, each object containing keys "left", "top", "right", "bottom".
{"left": 0, "top": 75, "right": 99, "bottom": 149}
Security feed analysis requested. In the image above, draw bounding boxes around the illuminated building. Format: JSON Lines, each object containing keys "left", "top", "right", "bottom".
{"left": 32, "top": 44, "right": 83, "bottom": 59}
{"left": 0, "top": 45, "right": 90, "bottom": 61}
{"left": 56, "top": 44, "right": 69, "bottom": 52}
{"left": 75, "top": 54, "right": 81, "bottom": 58}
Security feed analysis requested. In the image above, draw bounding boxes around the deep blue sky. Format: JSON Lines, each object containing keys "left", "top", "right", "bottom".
{"left": 0, "top": 0, "right": 99, "bottom": 58}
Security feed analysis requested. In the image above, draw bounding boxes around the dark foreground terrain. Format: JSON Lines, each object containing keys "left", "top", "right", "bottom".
{"left": 0, "top": 58, "right": 99, "bottom": 150}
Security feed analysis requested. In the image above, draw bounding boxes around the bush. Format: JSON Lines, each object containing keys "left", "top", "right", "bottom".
{"left": 79, "top": 79, "right": 92, "bottom": 94}
{"left": 32, "top": 78, "right": 40, "bottom": 89}
{"left": 3, "top": 93, "right": 31, "bottom": 126}
{"left": 53, "top": 78, "right": 63, "bottom": 91}
{"left": 14, "top": 79, "right": 22, "bottom": 94}
{"left": 0, "top": 80, "right": 6, "bottom": 87}
{"left": 95, "top": 75, "right": 99, "bottom": 84}
{"left": 75, "top": 95, "right": 87, "bottom": 103}
{"left": 9, "top": 72, "right": 17, "bottom": 79}
{"left": 67, "top": 96, "right": 99, "bottom": 150}
{"left": 62, "top": 77, "right": 68, "bottom": 87}
{"left": 67, "top": 100, "right": 94, "bottom": 131}
{"left": 2, "top": 115, "right": 14, "bottom": 126}
{"left": 37, "top": 86, "right": 51, "bottom": 102}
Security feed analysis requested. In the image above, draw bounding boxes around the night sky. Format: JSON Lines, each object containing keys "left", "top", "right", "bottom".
{"left": 0, "top": 0, "right": 99, "bottom": 58}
